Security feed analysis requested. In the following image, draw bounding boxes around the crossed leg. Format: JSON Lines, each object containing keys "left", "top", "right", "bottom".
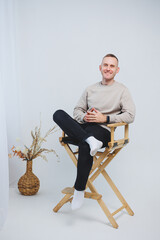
{"left": 53, "top": 109, "right": 110, "bottom": 209}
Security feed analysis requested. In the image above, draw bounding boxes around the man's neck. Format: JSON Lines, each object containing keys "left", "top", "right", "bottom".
{"left": 101, "top": 78, "right": 115, "bottom": 85}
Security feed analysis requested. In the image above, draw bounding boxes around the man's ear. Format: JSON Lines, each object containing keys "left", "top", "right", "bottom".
{"left": 116, "top": 67, "right": 120, "bottom": 73}
{"left": 99, "top": 65, "right": 102, "bottom": 71}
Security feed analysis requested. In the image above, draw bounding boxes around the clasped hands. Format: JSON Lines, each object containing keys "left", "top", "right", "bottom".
{"left": 83, "top": 108, "right": 106, "bottom": 123}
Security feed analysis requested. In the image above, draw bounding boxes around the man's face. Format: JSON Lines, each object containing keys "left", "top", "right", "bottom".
{"left": 99, "top": 57, "right": 120, "bottom": 81}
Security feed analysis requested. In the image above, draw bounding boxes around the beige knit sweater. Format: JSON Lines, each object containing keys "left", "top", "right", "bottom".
{"left": 73, "top": 81, "right": 136, "bottom": 131}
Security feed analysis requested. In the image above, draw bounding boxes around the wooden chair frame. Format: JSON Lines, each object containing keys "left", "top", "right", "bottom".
{"left": 53, "top": 122, "right": 134, "bottom": 228}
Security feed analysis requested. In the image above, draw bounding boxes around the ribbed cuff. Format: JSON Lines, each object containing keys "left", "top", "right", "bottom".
{"left": 106, "top": 116, "right": 110, "bottom": 123}
{"left": 109, "top": 114, "right": 117, "bottom": 123}
{"left": 81, "top": 113, "right": 87, "bottom": 123}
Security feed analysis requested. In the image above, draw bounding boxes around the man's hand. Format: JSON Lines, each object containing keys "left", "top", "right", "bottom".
{"left": 84, "top": 108, "right": 106, "bottom": 123}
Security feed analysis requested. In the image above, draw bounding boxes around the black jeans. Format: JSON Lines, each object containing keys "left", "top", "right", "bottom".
{"left": 53, "top": 110, "right": 111, "bottom": 191}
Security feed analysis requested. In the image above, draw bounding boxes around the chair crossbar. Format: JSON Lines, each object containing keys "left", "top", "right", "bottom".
{"left": 91, "top": 148, "right": 110, "bottom": 172}
{"left": 90, "top": 148, "right": 122, "bottom": 182}
{"left": 112, "top": 206, "right": 125, "bottom": 216}
{"left": 73, "top": 150, "right": 79, "bottom": 154}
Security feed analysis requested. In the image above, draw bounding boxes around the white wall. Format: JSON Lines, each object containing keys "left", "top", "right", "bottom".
{"left": 9, "top": 0, "right": 160, "bottom": 201}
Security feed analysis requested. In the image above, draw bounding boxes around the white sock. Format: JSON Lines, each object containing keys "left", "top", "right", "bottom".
{"left": 71, "top": 189, "right": 84, "bottom": 210}
{"left": 85, "top": 136, "right": 103, "bottom": 156}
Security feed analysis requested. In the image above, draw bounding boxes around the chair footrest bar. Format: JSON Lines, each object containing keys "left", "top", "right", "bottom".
{"left": 85, "top": 192, "right": 102, "bottom": 200}
{"left": 65, "top": 197, "right": 73, "bottom": 204}
{"left": 111, "top": 206, "right": 125, "bottom": 216}
{"left": 62, "top": 187, "right": 74, "bottom": 195}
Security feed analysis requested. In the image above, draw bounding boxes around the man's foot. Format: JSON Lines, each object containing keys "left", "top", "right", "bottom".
{"left": 85, "top": 136, "right": 103, "bottom": 156}
{"left": 71, "top": 189, "right": 84, "bottom": 210}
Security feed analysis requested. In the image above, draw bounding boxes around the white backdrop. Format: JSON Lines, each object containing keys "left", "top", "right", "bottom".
{"left": 5, "top": 0, "right": 160, "bottom": 227}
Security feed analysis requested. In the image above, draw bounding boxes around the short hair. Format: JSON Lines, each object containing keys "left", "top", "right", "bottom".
{"left": 103, "top": 53, "right": 119, "bottom": 63}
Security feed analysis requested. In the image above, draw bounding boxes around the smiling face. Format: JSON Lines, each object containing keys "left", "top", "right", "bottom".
{"left": 99, "top": 56, "right": 120, "bottom": 84}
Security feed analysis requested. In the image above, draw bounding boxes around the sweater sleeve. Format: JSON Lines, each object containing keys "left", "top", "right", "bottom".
{"left": 109, "top": 88, "right": 136, "bottom": 124}
{"left": 73, "top": 89, "right": 88, "bottom": 123}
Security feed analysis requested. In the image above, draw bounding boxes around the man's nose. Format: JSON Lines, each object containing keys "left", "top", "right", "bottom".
{"left": 106, "top": 66, "right": 111, "bottom": 71}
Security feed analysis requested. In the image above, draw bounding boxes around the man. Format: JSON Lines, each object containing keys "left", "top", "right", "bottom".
{"left": 53, "top": 54, "right": 135, "bottom": 210}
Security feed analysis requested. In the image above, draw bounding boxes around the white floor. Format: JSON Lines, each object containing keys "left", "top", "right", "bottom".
{"left": 0, "top": 183, "right": 160, "bottom": 240}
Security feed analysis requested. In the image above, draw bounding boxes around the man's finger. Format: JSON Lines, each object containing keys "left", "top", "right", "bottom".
{"left": 93, "top": 108, "right": 99, "bottom": 113}
{"left": 86, "top": 116, "right": 96, "bottom": 120}
{"left": 86, "top": 111, "right": 96, "bottom": 115}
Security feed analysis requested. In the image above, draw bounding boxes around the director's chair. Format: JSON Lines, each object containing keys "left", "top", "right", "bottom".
{"left": 53, "top": 122, "right": 134, "bottom": 228}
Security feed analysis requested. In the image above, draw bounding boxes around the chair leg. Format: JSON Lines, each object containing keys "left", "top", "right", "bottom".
{"left": 97, "top": 198, "right": 119, "bottom": 229}
{"left": 53, "top": 194, "right": 72, "bottom": 212}
{"left": 101, "top": 170, "right": 134, "bottom": 216}
{"left": 87, "top": 179, "right": 119, "bottom": 228}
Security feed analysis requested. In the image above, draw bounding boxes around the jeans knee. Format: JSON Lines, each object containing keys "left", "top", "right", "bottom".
{"left": 78, "top": 142, "right": 93, "bottom": 167}
{"left": 53, "top": 109, "right": 65, "bottom": 122}
{"left": 79, "top": 142, "right": 90, "bottom": 154}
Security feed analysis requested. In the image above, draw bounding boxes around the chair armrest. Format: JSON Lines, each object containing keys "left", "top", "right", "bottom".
{"left": 107, "top": 122, "right": 129, "bottom": 147}
{"left": 107, "top": 122, "right": 127, "bottom": 128}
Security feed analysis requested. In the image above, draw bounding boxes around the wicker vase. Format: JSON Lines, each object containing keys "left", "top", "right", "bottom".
{"left": 18, "top": 160, "right": 40, "bottom": 195}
